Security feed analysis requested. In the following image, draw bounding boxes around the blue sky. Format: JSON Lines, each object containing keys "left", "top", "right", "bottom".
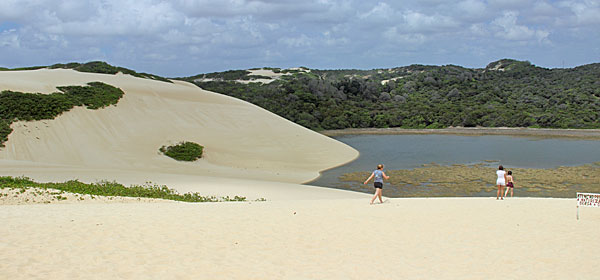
{"left": 1, "top": 0, "right": 599, "bottom": 76}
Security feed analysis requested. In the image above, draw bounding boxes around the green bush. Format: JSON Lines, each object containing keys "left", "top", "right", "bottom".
{"left": 0, "top": 120, "right": 11, "bottom": 144}
{"left": 57, "top": 81, "right": 124, "bottom": 109}
{"left": 0, "top": 82, "right": 124, "bottom": 146}
{"left": 160, "top": 141, "right": 204, "bottom": 161}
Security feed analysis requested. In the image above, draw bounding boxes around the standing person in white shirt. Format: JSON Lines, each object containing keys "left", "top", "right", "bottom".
{"left": 496, "top": 165, "right": 507, "bottom": 200}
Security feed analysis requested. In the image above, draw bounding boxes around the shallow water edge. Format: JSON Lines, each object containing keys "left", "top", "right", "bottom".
{"left": 320, "top": 127, "right": 600, "bottom": 139}
{"left": 312, "top": 130, "right": 600, "bottom": 198}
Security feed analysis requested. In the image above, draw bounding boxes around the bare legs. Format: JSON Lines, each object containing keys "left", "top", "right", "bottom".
{"left": 370, "top": 188, "right": 383, "bottom": 204}
{"left": 504, "top": 187, "right": 513, "bottom": 198}
{"left": 496, "top": 185, "right": 504, "bottom": 200}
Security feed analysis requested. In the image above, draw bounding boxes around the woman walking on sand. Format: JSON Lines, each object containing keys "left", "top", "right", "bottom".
{"left": 496, "top": 165, "right": 507, "bottom": 200}
{"left": 504, "top": 170, "right": 515, "bottom": 198}
{"left": 364, "top": 164, "right": 390, "bottom": 204}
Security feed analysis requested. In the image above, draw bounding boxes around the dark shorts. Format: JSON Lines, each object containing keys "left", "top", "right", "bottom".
{"left": 507, "top": 182, "right": 514, "bottom": 188}
{"left": 374, "top": 182, "right": 383, "bottom": 189}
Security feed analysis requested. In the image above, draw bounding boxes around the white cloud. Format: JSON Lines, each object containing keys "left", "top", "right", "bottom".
{"left": 383, "top": 27, "right": 427, "bottom": 45}
{"left": 0, "top": 29, "right": 20, "bottom": 48}
{"left": 0, "top": 0, "right": 598, "bottom": 75}
{"left": 488, "top": 0, "right": 536, "bottom": 10}
{"left": 456, "top": 0, "right": 488, "bottom": 20}
{"left": 469, "top": 23, "right": 488, "bottom": 36}
{"left": 175, "top": 0, "right": 329, "bottom": 20}
{"left": 492, "top": 11, "right": 549, "bottom": 42}
{"left": 322, "top": 31, "right": 348, "bottom": 46}
{"left": 278, "top": 34, "right": 312, "bottom": 48}
{"left": 0, "top": 0, "right": 37, "bottom": 20}
{"left": 359, "top": 2, "right": 394, "bottom": 21}
{"left": 559, "top": 0, "right": 600, "bottom": 25}
{"left": 532, "top": 0, "right": 559, "bottom": 15}
{"left": 401, "top": 11, "right": 459, "bottom": 32}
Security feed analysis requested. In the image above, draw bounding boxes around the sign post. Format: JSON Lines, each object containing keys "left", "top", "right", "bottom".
{"left": 576, "top": 192, "right": 600, "bottom": 220}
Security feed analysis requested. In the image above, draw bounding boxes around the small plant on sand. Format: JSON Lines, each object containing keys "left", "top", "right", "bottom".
{"left": 160, "top": 141, "right": 204, "bottom": 161}
{"left": 0, "top": 176, "right": 263, "bottom": 203}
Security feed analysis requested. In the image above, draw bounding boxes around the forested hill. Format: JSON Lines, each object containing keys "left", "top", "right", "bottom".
{"left": 179, "top": 59, "right": 600, "bottom": 130}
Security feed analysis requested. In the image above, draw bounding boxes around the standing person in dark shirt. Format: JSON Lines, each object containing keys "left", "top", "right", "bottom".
{"left": 364, "top": 164, "right": 390, "bottom": 204}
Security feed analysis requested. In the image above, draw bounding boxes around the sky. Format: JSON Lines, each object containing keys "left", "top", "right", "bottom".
{"left": 1, "top": 0, "right": 599, "bottom": 77}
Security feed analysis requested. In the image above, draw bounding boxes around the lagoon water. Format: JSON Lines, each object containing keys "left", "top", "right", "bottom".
{"left": 310, "top": 134, "right": 600, "bottom": 195}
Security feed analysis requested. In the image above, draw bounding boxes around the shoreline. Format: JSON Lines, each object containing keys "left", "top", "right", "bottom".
{"left": 320, "top": 127, "right": 600, "bottom": 139}
{"left": 335, "top": 163, "right": 600, "bottom": 198}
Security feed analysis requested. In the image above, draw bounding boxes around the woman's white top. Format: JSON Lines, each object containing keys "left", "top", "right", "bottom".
{"left": 496, "top": 170, "right": 506, "bottom": 186}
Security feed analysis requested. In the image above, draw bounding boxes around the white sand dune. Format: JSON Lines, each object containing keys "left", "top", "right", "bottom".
{"left": 0, "top": 69, "right": 361, "bottom": 199}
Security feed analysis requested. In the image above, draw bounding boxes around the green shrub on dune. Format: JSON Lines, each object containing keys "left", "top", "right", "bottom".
{"left": 160, "top": 141, "right": 204, "bottom": 161}
{"left": 0, "top": 120, "right": 10, "bottom": 144}
{"left": 0, "top": 66, "right": 46, "bottom": 71}
{"left": 50, "top": 61, "right": 173, "bottom": 83}
{"left": 0, "top": 82, "right": 124, "bottom": 146}
{"left": 0, "top": 61, "right": 172, "bottom": 83}
{"left": 57, "top": 81, "right": 124, "bottom": 109}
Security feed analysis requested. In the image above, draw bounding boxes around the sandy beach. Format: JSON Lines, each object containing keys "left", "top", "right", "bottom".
{"left": 2, "top": 198, "right": 599, "bottom": 279}
{"left": 2, "top": 69, "right": 599, "bottom": 279}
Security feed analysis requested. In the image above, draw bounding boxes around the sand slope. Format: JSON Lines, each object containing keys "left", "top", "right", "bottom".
{"left": 0, "top": 69, "right": 361, "bottom": 199}
{"left": 1, "top": 198, "right": 598, "bottom": 279}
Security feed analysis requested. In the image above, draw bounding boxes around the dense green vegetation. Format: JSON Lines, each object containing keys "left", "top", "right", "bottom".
{"left": 0, "top": 66, "right": 46, "bottom": 71}
{"left": 183, "top": 69, "right": 272, "bottom": 81}
{"left": 160, "top": 141, "right": 204, "bottom": 161}
{"left": 50, "top": 61, "right": 172, "bottom": 83}
{"left": 1, "top": 61, "right": 172, "bottom": 83}
{"left": 0, "top": 176, "right": 250, "bottom": 202}
{"left": 0, "top": 82, "right": 124, "bottom": 146}
{"left": 180, "top": 59, "right": 600, "bottom": 130}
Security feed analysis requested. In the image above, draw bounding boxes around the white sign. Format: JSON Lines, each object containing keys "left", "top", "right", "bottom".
{"left": 576, "top": 192, "right": 600, "bottom": 220}
{"left": 577, "top": 193, "right": 600, "bottom": 207}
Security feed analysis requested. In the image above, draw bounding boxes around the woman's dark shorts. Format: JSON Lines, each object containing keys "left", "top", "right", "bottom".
{"left": 374, "top": 182, "right": 383, "bottom": 189}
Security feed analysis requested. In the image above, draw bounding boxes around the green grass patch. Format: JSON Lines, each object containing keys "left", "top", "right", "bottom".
{"left": 0, "top": 176, "right": 260, "bottom": 203}
{"left": 160, "top": 141, "right": 204, "bottom": 161}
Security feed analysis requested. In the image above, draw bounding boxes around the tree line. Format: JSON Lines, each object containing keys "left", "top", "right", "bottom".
{"left": 180, "top": 59, "right": 600, "bottom": 130}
